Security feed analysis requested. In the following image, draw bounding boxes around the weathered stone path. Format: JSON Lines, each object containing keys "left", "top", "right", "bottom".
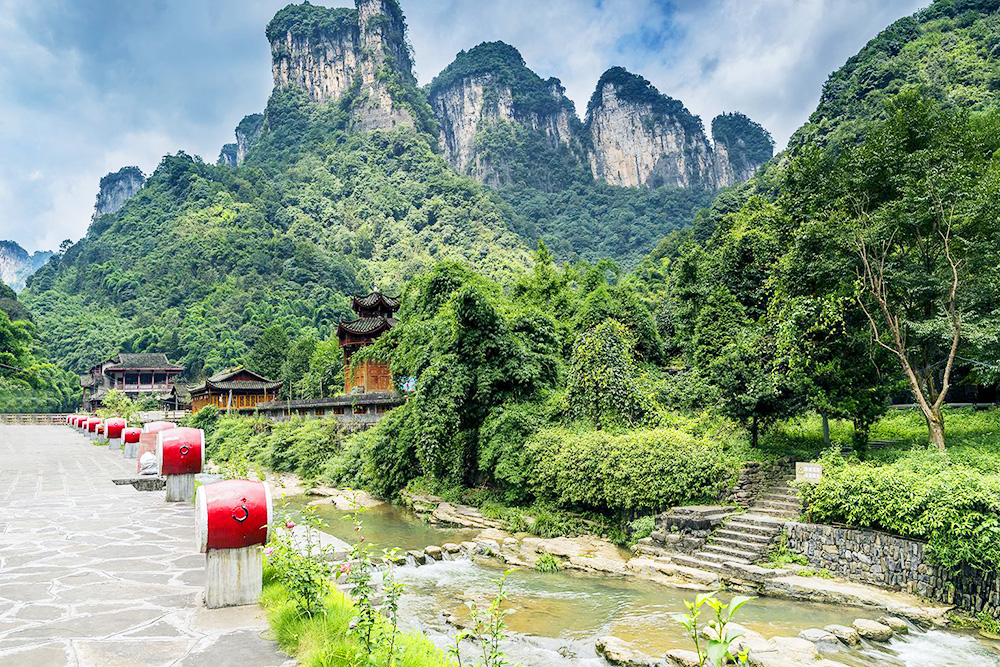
{"left": 0, "top": 426, "right": 292, "bottom": 667}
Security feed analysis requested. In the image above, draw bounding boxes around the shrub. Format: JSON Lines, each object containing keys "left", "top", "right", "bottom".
{"left": 526, "top": 426, "right": 750, "bottom": 512}
{"left": 801, "top": 449, "right": 1000, "bottom": 571}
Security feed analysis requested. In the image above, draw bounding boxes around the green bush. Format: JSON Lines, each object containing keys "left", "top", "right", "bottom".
{"left": 801, "top": 449, "right": 1000, "bottom": 571}
{"left": 185, "top": 405, "right": 220, "bottom": 438}
{"left": 526, "top": 426, "right": 750, "bottom": 512}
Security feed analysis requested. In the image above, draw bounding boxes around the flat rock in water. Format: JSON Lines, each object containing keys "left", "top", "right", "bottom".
{"left": 878, "top": 616, "right": 909, "bottom": 634}
{"left": 595, "top": 636, "right": 664, "bottom": 667}
{"left": 798, "top": 628, "right": 839, "bottom": 646}
{"left": 823, "top": 624, "right": 860, "bottom": 646}
{"left": 853, "top": 618, "right": 893, "bottom": 641}
{"left": 664, "top": 648, "right": 699, "bottom": 667}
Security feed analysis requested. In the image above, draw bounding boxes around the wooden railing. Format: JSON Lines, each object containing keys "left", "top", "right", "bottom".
{"left": 0, "top": 413, "right": 70, "bottom": 425}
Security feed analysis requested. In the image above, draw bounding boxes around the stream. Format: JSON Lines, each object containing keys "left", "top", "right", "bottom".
{"left": 286, "top": 498, "right": 1000, "bottom": 666}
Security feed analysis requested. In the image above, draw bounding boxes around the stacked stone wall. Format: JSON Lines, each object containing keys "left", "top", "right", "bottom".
{"left": 725, "top": 459, "right": 790, "bottom": 509}
{"left": 786, "top": 522, "right": 1000, "bottom": 617}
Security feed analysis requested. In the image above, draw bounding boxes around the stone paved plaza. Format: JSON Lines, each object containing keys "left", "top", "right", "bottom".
{"left": 0, "top": 426, "right": 292, "bottom": 667}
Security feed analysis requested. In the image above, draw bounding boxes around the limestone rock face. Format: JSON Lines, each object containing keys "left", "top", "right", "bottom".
{"left": 711, "top": 112, "right": 774, "bottom": 188}
{"left": 94, "top": 166, "right": 144, "bottom": 219}
{"left": 587, "top": 68, "right": 716, "bottom": 189}
{"left": 235, "top": 114, "right": 264, "bottom": 165}
{"left": 267, "top": 0, "right": 415, "bottom": 131}
{"left": 0, "top": 241, "right": 52, "bottom": 291}
{"left": 217, "top": 143, "right": 238, "bottom": 168}
{"left": 586, "top": 68, "right": 771, "bottom": 190}
{"left": 428, "top": 42, "right": 584, "bottom": 189}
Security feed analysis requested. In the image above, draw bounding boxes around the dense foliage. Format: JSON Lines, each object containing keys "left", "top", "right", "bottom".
{"left": 801, "top": 448, "right": 1000, "bottom": 571}
{"left": 710, "top": 112, "right": 775, "bottom": 166}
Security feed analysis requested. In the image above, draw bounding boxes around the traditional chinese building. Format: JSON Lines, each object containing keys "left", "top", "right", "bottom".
{"left": 336, "top": 289, "right": 399, "bottom": 393}
{"left": 81, "top": 353, "right": 185, "bottom": 411}
{"left": 188, "top": 367, "right": 283, "bottom": 413}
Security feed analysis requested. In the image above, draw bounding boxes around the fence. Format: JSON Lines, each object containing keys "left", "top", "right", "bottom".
{"left": 0, "top": 414, "right": 70, "bottom": 425}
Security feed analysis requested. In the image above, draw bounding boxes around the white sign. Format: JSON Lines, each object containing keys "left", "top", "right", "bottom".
{"left": 796, "top": 462, "right": 823, "bottom": 483}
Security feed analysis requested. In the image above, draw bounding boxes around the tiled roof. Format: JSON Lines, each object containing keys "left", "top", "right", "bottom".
{"left": 189, "top": 367, "right": 283, "bottom": 395}
{"left": 352, "top": 290, "right": 400, "bottom": 310}
{"left": 105, "top": 353, "right": 184, "bottom": 371}
{"left": 337, "top": 316, "right": 396, "bottom": 337}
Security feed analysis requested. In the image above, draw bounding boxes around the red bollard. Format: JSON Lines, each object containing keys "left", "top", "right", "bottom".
{"left": 156, "top": 427, "right": 205, "bottom": 502}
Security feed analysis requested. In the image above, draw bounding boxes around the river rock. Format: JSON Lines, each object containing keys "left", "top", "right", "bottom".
{"left": 823, "top": 625, "right": 860, "bottom": 646}
{"left": 664, "top": 648, "right": 700, "bottom": 667}
{"left": 798, "top": 628, "right": 839, "bottom": 647}
{"left": 406, "top": 549, "right": 426, "bottom": 565}
{"left": 878, "top": 616, "right": 909, "bottom": 634}
{"left": 424, "top": 545, "right": 443, "bottom": 560}
{"left": 306, "top": 486, "right": 383, "bottom": 510}
{"left": 595, "top": 636, "right": 664, "bottom": 667}
{"left": 853, "top": 618, "right": 893, "bottom": 641}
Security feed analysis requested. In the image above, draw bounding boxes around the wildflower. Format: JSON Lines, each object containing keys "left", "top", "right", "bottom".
{"left": 285, "top": 520, "right": 295, "bottom": 530}
{"left": 263, "top": 547, "right": 274, "bottom": 556}
{"left": 339, "top": 562, "right": 352, "bottom": 575}
{"left": 348, "top": 616, "right": 359, "bottom": 630}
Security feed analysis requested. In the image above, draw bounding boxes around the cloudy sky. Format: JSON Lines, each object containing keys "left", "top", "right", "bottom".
{"left": 1, "top": 0, "right": 926, "bottom": 252}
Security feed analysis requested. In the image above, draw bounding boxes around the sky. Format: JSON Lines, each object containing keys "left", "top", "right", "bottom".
{"left": 0, "top": 0, "right": 927, "bottom": 253}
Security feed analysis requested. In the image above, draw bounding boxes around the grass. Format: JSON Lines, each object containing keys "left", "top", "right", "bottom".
{"left": 261, "top": 569, "right": 454, "bottom": 667}
{"left": 760, "top": 407, "right": 1000, "bottom": 469}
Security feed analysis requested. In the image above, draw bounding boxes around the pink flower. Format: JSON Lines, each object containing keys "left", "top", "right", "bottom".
{"left": 348, "top": 617, "right": 359, "bottom": 630}
{"left": 339, "top": 562, "right": 352, "bottom": 574}
{"left": 359, "top": 536, "right": 365, "bottom": 542}
{"left": 263, "top": 547, "right": 274, "bottom": 556}
{"left": 285, "top": 520, "right": 295, "bottom": 530}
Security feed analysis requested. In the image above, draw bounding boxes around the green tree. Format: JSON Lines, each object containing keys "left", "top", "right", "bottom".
{"left": 245, "top": 325, "right": 290, "bottom": 381}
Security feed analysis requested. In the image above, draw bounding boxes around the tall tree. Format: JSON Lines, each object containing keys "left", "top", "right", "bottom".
{"left": 245, "top": 325, "right": 290, "bottom": 381}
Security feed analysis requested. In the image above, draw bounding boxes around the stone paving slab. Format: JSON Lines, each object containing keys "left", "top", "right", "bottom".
{"left": 0, "top": 426, "right": 294, "bottom": 666}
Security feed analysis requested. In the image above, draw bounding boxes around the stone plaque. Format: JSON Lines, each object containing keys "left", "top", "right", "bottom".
{"left": 796, "top": 462, "right": 822, "bottom": 483}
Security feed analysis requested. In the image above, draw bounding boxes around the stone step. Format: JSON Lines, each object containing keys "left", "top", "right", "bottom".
{"left": 750, "top": 506, "right": 800, "bottom": 517}
{"left": 668, "top": 553, "right": 727, "bottom": 574}
{"left": 769, "top": 486, "right": 798, "bottom": 495}
{"left": 701, "top": 543, "right": 760, "bottom": 561}
{"left": 710, "top": 537, "right": 769, "bottom": 553}
{"left": 714, "top": 529, "right": 772, "bottom": 544}
{"left": 695, "top": 550, "right": 750, "bottom": 565}
{"left": 732, "top": 513, "right": 787, "bottom": 527}
{"left": 754, "top": 499, "right": 802, "bottom": 511}
{"left": 758, "top": 492, "right": 800, "bottom": 503}
{"left": 723, "top": 523, "right": 782, "bottom": 539}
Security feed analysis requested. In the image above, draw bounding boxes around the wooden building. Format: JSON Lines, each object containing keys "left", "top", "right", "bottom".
{"left": 336, "top": 290, "right": 399, "bottom": 394}
{"left": 81, "top": 353, "right": 185, "bottom": 412}
{"left": 189, "top": 367, "right": 283, "bottom": 413}
{"left": 256, "top": 391, "right": 405, "bottom": 426}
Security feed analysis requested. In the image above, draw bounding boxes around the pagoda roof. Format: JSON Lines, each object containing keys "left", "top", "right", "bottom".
{"left": 336, "top": 316, "right": 396, "bottom": 339}
{"left": 189, "top": 367, "right": 283, "bottom": 395}
{"left": 351, "top": 290, "right": 400, "bottom": 312}
{"left": 105, "top": 353, "right": 184, "bottom": 372}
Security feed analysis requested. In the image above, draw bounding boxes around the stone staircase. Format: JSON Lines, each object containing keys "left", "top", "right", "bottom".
{"left": 671, "top": 477, "right": 801, "bottom": 572}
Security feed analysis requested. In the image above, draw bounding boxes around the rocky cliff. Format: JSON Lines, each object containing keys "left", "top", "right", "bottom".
{"left": 0, "top": 241, "right": 52, "bottom": 292}
{"left": 428, "top": 42, "right": 585, "bottom": 188}
{"left": 93, "top": 166, "right": 145, "bottom": 219}
{"left": 711, "top": 112, "right": 774, "bottom": 188}
{"left": 586, "top": 68, "right": 717, "bottom": 189}
{"left": 585, "top": 68, "right": 772, "bottom": 190}
{"left": 217, "top": 143, "right": 238, "bottom": 168}
{"left": 266, "top": 0, "right": 416, "bottom": 131}
{"left": 235, "top": 114, "right": 265, "bottom": 165}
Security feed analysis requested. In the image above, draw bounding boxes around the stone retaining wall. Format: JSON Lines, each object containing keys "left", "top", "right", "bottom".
{"left": 786, "top": 522, "right": 1000, "bottom": 617}
{"left": 725, "top": 459, "right": 790, "bottom": 509}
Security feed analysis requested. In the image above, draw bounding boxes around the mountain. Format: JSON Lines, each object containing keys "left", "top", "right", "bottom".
{"left": 0, "top": 241, "right": 52, "bottom": 291}
{"left": 20, "top": 0, "right": 771, "bottom": 377}
{"left": 93, "top": 167, "right": 145, "bottom": 220}
{"left": 427, "top": 41, "right": 587, "bottom": 190}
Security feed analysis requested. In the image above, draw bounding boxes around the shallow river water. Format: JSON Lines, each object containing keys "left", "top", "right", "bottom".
{"left": 287, "top": 498, "right": 1000, "bottom": 666}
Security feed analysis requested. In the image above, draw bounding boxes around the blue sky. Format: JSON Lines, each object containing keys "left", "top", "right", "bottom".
{"left": 0, "top": 0, "right": 926, "bottom": 252}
